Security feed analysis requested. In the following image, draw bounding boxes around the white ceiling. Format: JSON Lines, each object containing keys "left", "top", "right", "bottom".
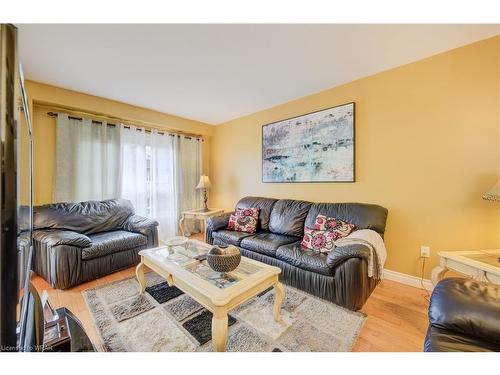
{"left": 18, "top": 24, "right": 500, "bottom": 125}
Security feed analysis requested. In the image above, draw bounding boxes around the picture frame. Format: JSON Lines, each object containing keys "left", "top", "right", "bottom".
{"left": 262, "top": 102, "right": 355, "bottom": 183}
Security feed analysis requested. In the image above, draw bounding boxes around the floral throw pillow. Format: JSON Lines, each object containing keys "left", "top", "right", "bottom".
{"left": 227, "top": 208, "right": 260, "bottom": 233}
{"left": 314, "top": 214, "right": 356, "bottom": 239}
{"left": 301, "top": 227, "right": 337, "bottom": 253}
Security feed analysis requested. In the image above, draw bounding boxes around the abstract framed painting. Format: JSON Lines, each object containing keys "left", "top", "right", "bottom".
{"left": 262, "top": 102, "right": 355, "bottom": 183}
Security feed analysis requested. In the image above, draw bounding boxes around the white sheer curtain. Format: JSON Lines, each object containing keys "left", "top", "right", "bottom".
{"left": 54, "top": 113, "right": 120, "bottom": 202}
{"left": 150, "top": 130, "right": 177, "bottom": 239}
{"left": 118, "top": 125, "right": 149, "bottom": 216}
{"left": 119, "top": 127, "right": 198, "bottom": 241}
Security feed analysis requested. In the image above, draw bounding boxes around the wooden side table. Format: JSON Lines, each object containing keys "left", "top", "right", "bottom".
{"left": 431, "top": 249, "right": 500, "bottom": 286}
{"left": 179, "top": 208, "right": 224, "bottom": 236}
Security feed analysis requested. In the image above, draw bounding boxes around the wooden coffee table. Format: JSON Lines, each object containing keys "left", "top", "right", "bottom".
{"left": 136, "top": 239, "right": 284, "bottom": 352}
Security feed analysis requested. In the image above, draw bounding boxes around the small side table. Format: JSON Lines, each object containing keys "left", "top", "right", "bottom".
{"left": 179, "top": 208, "right": 224, "bottom": 236}
{"left": 431, "top": 249, "right": 500, "bottom": 286}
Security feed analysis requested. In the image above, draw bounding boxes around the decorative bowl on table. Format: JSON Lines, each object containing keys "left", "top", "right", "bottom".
{"left": 207, "top": 245, "right": 241, "bottom": 273}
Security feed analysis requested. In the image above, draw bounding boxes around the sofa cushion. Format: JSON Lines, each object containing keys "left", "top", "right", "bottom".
{"left": 268, "top": 199, "right": 312, "bottom": 237}
{"left": 227, "top": 208, "right": 260, "bottom": 233}
{"left": 212, "top": 230, "right": 254, "bottom": 246}
{"left": 301, "top": 227, "right": 337, "bottom": 253}
{"left": 34, "top": 198, "right": 135, "bottom": 235}
{"left": 305, "top": 202, "right": 388, "bottom": 237}
{"left": 314, "top": 214, "right": 356, "bottom": 238}
{"left": 240, "top": 232, "right": 300, "bottom": 257}
{"left": 235, "top": 196, "right": 278, "bottom": 231}
{"left": 276, "top": 242, "right": 332, "bottom": 276}
{"left": 82, "top": 230, "right": 147, "bottom": 260}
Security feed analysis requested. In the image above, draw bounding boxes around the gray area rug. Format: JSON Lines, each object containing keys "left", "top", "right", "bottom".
{"left": 82, "top": 272, "right": 366, "bottom": 352}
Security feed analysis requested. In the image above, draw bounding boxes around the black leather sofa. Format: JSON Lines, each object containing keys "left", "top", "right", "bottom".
{"left": 206, "top": 196, "right": 388, "bottom": 310}
{"left": 32, "top": 199, "right": 158, "bottom": 289}
{"left": 424, "top": 278, "right": 500, "bottom": 352}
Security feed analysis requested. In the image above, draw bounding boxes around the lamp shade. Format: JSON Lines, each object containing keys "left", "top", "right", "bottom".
{"left": 482, "top": 178, "right": 500, "bottom": 202}
{"left": 196, "top": 175, "right": 212, "bottom": 190}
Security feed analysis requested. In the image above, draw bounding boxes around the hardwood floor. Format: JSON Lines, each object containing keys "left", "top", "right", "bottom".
{"left": 32, "top": 242, "right": 429, "bottom": 352}
{"left": 353, "top": 280, "right": 429, "bottom": 351}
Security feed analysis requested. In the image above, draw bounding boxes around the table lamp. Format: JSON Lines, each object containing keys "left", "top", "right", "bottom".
{"left": 482, "top": 178, "right": 500, "bottom": 202}
{"left": 196, "top": 175, "right": 212, "bottom": 212}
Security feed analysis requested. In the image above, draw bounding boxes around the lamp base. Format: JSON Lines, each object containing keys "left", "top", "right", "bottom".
{"left": 201, "top": 189, "right": 209, "bottom": 212}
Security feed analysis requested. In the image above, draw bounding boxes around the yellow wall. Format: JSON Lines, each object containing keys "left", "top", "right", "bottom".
{"left": 23, "top": 81, "right": 214, "bottom": 205}
{"left": 210, "top": 36, "right": 500, "bottom": 278}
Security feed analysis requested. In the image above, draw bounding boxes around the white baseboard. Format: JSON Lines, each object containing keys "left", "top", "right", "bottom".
{"left": 384, "top": 269, "right": 433, "bottom": 291}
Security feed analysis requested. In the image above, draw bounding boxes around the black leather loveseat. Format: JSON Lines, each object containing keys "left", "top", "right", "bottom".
{"left": 206, "top": 196, "right": 388, "bottom": 310}
{"left": 32, "top": 199, "right": 158, "bottom": 289}
{"left": 424, "top": 278, "right": 500, "bottom": 352}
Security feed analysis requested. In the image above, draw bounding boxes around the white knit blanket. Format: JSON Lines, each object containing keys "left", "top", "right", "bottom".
{"left": 334, "top": 229, "right": 387, "bottom": 279}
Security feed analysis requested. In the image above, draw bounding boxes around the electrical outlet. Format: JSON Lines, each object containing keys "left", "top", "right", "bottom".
{"left": 420, "top": 246, "right": 430, "bottom": 258}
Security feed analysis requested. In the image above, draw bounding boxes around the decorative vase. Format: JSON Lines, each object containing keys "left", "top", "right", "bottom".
{"left": 207, "top": 245, "right": 241, "bottom": 273}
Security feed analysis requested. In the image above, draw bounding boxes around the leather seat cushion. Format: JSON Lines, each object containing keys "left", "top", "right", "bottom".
{"left": 276, "top": 242, "right": 332, "bottom": 276}
{"left": 240, "top": 232, "right": 300, "bottom": 257}
{"left": 83, "top": 230, "right": 147, "bottom": 260}
{"left": 212, "top": 230, "right": 254, "bottom": 246}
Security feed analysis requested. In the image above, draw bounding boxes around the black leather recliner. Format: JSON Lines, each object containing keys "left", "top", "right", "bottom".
{"left": 424, "top": 278, "right": 500, "bottom": 352}
{"left": 32, "top": 199, "right": 159, "bottom": 289}
{"left": 206, "top": 196, "right": 388, "bottom": 310}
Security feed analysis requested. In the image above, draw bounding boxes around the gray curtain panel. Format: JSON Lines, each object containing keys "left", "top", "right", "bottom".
{"left": 54, "top": 113, "right": 120, "bottom": 202}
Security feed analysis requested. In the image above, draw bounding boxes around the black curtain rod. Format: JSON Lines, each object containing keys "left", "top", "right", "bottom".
{"left": 46, "top": 111, "right": 202, "bottom": 141}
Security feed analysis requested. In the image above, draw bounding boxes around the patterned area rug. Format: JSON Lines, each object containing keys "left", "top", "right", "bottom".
{"left": 82, "top": 272, "right": 366, "bottom": 352}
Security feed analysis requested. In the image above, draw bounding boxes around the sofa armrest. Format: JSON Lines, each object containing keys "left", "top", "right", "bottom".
{"left": 122, "top": 214, "right": 159, "bottom": 247}
{"left": 326, "top": 243, "right": 370, "bottom": 269}
{"left": 33, "top": 229, "right": 92, "bottom": 248}
{"left": 429, "top": 278, "right": 500, "bottom": 345}
{"left": 207, "top": 212, "right": 233, "bottom": 231}
{"left": 206, "top": 212, "right": 234, "bottom": 244}
{"left": 122, "top": 214, "right": 158, "bottom": 235}
{"left": 32, "top": 232, "right": 85, "bottom": 289}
